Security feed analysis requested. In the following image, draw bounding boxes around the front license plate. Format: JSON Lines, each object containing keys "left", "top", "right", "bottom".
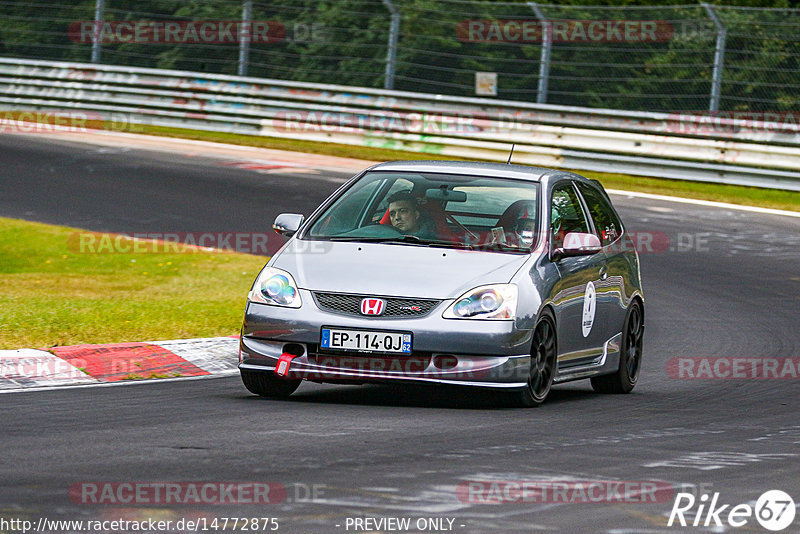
{"left": 321, "top": 328, "right": 412, "bottom": 354}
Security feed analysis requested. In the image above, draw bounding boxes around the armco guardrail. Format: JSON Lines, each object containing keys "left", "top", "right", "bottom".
{"left": 1, "top": 57, "right": 799, "bottom": 191}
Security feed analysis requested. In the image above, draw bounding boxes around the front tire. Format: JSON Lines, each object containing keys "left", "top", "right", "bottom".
{"left": 241, "top": 370, "right": 301, "bottom": 398}
{"left": 510, "top": 309, "right": 557, "bottom": 407}
{"left": 591, "top": 300, "right": 643, "bottom": 394}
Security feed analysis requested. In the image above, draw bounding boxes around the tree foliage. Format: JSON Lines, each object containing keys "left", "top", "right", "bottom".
{"left": 1, "top": 0, "right": 798, "bottom": 111}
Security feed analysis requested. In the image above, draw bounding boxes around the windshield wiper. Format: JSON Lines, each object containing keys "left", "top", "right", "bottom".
{"left": 327, "top": 235, "right": 476, "bottom": 249}
{"left": 478, "top": 242, "right": 528, "bottom": 252}
{"left": 327, "top": 235, "right": 426, "bottom": 244}
{"left": 422, "top": 240, "right": 475, "bottom": 250}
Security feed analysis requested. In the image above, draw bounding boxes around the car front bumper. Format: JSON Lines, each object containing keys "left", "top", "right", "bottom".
{"left": 239, "top": 291, "right": 533, "bottom": 388}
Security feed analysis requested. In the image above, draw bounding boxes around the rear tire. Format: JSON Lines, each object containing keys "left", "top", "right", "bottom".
{"left": 241, "top": 370, "right": 301, "bottom": 398}
{"left": 510, "top": 309, "right": 557, "bottom": 407}
{"left": 591, "top": 300, "right": 643, "bottom": 394}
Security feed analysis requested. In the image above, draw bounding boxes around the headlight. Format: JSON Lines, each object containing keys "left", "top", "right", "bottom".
{"left": 443, "top": 284, "right": 518, "bottom": 320}
{"left": 248, "top": 267, "right": 302, "bottom": 308}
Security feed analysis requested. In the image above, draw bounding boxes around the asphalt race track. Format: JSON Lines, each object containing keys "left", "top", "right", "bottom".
{"left": 2, "top": 133, "right": 800, "bottom": 533}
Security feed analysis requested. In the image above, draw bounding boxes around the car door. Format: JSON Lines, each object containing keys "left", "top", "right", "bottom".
{"left": 548, "top": 181, "right": 607, "bottom": 367}
{"left": 575, "top": 181, "right": 628, "bottom": 342}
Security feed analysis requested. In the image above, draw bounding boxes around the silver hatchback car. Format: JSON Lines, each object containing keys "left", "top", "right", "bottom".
{"left": 239, "top": 161, "right": 644, "bottom": 406}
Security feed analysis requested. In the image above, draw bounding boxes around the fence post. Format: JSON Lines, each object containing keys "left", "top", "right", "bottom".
{"left": 382, "top": 0, "right": 400, "bottom": 90}
{"left": 528, "top": 2, "right": 551, "bottom": 104}
{"left": 91, "top": 0, "right": 105, "bottom": 63}
{"left": 702, "top": 3, "right": 726, "bottom": 112}
{"left": 238, "top": 0, "right": 253, "bottom": 77}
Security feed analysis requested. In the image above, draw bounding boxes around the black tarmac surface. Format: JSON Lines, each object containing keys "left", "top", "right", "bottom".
{"left": 2, "top": 133, "right": 800, "bottom": 533}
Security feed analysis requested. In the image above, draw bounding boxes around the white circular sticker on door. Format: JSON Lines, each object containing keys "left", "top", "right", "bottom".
{"left": 582, "top": 281, "right": 596, "bottom": 337}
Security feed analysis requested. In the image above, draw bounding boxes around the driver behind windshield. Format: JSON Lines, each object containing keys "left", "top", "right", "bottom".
{"left": 387, "top": 191, "right": 436, "bottom": 239}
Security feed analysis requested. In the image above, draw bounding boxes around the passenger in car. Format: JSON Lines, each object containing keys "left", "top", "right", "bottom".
{"left": 513, "top": 217, "right": 536, "bottom": 247}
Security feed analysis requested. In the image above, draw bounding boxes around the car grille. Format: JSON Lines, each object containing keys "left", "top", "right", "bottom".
{"left": 313, "top": 292, "right": 441, "bottom": 317}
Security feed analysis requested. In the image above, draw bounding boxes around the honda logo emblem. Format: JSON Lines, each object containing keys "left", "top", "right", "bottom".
{"left": 360, "top": 298, "right": 386, "bottom": 316}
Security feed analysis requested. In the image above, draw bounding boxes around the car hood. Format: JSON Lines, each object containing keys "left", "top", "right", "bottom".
{"left": 271, "top": 239, "right": 531, "bottom": 299}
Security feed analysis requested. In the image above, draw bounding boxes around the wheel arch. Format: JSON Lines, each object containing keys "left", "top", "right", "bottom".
{"left": 533, "top": 303, "right": 558, "bottom": 357}
{"left": 629, "top": 293, "right": 645, "bottom": 326}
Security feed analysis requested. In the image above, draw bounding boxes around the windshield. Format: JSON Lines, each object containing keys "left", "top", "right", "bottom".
{"left": 304, "top": 171, "right": 540, "bottom": 252}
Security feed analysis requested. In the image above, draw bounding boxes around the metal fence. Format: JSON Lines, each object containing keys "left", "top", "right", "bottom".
{"left": 2, "top": 58, "right": 800, "bottom": 190}
{"left": 1, "top": 1, "right": 799, "bottom": 113}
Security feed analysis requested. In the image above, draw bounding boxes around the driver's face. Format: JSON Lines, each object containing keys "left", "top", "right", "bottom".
{"left": 389, "top": 200, "right": 420, "bottom": 233}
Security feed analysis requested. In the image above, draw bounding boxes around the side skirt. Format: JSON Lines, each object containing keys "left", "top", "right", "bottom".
{"left": 553, "top": 332, "right": 622, "bottom": 384}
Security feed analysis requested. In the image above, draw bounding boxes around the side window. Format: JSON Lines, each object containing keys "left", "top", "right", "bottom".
{"left": 550, "top": 183, "right": 590, "bottom": 250}
{"left": 576, "top": 183, "right": 623, "bottom": 246}
{"left": 307, "top": 178, "right": 383, "bottom": 236}
{"left": 451, "top": 185, "right": 538, "bottom": 227}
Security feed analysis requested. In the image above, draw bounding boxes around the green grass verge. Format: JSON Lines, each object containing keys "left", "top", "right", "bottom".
{"left": 0, "top": 217, "right": 266, "bottom": 349}
{"left": 132, "top": 125, "right": 800, "bottom": 212}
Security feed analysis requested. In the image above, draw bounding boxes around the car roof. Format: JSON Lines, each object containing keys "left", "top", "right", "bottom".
{"left": 368, "top": 160, "right": 551, "bottom": 181}
{"left": 367, "top": 160, "right": 598, "bottom": 188}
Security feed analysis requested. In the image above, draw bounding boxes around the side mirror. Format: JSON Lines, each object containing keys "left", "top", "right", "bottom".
{"left": 552, "top": 232, "right": 602, "bottom": 260}
{"left": 273, "top": 213, "right": 304, "bottom": 238}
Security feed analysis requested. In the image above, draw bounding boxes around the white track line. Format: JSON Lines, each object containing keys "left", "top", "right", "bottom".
{"left": 606, "top": 189, "right": 800, "bottom": 218}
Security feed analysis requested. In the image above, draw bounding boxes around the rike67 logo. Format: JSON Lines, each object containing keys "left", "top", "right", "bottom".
{"left": 668, "top": 490, "right": 796, "bottom": 531}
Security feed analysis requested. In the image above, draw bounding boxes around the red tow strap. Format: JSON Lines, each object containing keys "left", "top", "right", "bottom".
{"left": 275, "top": 352, "right": 297, "bottom": 377}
